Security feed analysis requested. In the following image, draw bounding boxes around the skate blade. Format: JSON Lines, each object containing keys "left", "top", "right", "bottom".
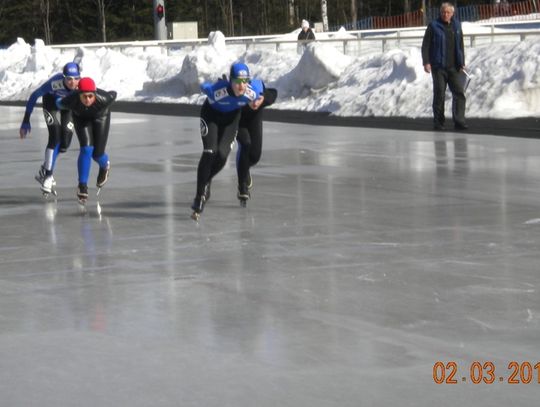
{"left": 239, "top": 199, "right": 247, "bottom": 208}
{"left": 42, "top": 189, "right": 57, "bottom": 198}
{"left": 191, "top": 211, "right": 201, "bottom": 221}
{"left": 96, "top": 187, "right": 102, "bottom": 197}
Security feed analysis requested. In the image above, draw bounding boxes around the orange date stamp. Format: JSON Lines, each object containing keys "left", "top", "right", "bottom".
{"left": 433, "top": 361, "right": 540, "bottom": 384}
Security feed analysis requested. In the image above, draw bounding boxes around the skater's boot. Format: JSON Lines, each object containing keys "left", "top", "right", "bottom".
{"left": 237, "top": 182, "right": 250, "bottom": 205}
{"left": 96, "top": 161, "right": 110, "bottom": 188}
{"left": 35, "top": 165, "right": 47, "bottom": 184}
{"left": 246, "top": 171, "right": 253, "bottom": 190}
{"left": 191, "top": 195, "right": 206, "bottom": 213}
{"left": 203, "top": 180, "right": 212, "bottom": 202}
{"left": 190, "top": 195, "right": 206, "bottom": 220}
{"left": 77, "top": 183, "right": 89, "bottom": 202}
{"left": 41, "top": 175, "right": 55, "bottom": 195}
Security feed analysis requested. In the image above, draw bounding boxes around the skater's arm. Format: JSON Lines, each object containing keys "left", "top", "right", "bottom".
{"left": 100, "top": 90, "right": 117, "bottom": 107}
{"left": 261, "top": 87, "right": 277, "bottom": 107}
{"left": 20, "top": 80, "right": 50, "bottom": 138}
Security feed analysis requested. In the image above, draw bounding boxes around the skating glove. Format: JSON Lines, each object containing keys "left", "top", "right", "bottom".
{"left": 19, "top": 121, "right": 31, "bottom": 138}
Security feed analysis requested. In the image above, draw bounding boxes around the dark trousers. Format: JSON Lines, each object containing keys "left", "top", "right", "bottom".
{"left": 431, "top": 67, "right": 466, "bottom": 126}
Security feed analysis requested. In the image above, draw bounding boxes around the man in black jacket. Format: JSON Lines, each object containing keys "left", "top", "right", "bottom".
{"left": 421, "top": 2, "right": 468, "bottom": 131}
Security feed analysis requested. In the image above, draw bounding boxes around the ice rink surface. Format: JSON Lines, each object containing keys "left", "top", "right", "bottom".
{"left": 1, "top": 105, "right": 539, "bottom": 406}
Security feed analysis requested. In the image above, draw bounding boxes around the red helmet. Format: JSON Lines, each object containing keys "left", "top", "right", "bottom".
{"left": 78, "top": 77, "right": 96, "bottom": 92}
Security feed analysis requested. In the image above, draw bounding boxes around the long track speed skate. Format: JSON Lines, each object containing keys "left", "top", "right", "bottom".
{"left": 37, "top": 170, "right": 57, "bottom": 198}
{"left": 190, "top": 195, "right": 206, "bottom": 221}
{"left": 77, "top": 183, "right": 89, "bottom": 205}
{"left": 237, "top": 183, "right": 250, "bottom": 208}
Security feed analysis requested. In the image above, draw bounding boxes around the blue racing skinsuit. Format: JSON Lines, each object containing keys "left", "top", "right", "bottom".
{"left": 194, "top": 78, "right": 263, "bottom": 198}
{"left": 21, "top": 73, "right": 75, "bottom": 171}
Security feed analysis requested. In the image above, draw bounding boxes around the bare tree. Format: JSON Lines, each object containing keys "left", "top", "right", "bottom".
{"left": 40, "top": 0, "right": 52, "bottom": 44}
{"left": 320, "top": 0, "right": 328, "bottom": 31}
{"left": 217, "top": 0, "right": 234, "bottom": 35}
{"left": 403, "top": 0, "right": 411, "bottom": 14}
{"left": 351, "top": 0, "right": 357, "bottom": 28}
{"left": 92, "top": 0, "right": 112, "bottom": 42}
{"left": 288, "top": 0, "right": 296, "bottom": 27}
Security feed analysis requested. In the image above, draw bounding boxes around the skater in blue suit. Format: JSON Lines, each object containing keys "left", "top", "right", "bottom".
{"left": 191, "top": 62, "right": 263, "bottom": 219}
{"left": 20, "top": 62, "right": 81, "bottom": 195}
{"left": 56, "top": 77, "right": 116, "bottom": 203}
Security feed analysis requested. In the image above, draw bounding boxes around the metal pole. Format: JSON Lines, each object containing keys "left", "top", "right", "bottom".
{"left": 153, "top": 0, "right": 167, "bottom": 40}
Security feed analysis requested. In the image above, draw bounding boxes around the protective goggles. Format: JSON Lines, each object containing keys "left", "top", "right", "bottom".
{"left": 65, "top": 76, "right": 81, "bottom": 81}
{"left": 232, "top": 78, "right": 250, "bottom": 84}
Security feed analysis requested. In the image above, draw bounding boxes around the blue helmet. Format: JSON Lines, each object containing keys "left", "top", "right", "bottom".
{"left": 229, "top": 63, "right": 250, "bottom": 80}
{"left": 63, "top": 62, "right": 80, "bottom": 77}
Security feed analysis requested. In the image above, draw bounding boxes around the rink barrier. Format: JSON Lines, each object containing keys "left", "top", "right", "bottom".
{"left": 49, "top": 25, "right": 540, "bottom": 57}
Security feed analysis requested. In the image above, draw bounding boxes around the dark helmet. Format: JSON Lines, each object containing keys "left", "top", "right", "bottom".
{"left": 63, "top": 62, "right": 81, "bottom": 77}
{"left": 229, "top": 63, "right": 250, "bottom": 80}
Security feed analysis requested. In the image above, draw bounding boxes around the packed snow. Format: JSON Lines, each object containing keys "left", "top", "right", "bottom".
{"left": 1, "top": 20, "right": 539, "bottom": 119}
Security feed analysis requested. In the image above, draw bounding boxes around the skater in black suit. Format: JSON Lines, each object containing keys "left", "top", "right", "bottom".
{"left": 57, "top": 77, "right": 116, "bottom": 202}
{"left": 235, "top": 84, "right": 278, "bottom": 203}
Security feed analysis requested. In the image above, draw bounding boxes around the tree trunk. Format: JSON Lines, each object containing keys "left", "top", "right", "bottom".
{"left": 40, "top": 0, "right": 51, "bottom": 44}
{"left": 403, "top": 0, "right": 410, "bottom": 14}
{"left": 321, "top": 0, "right": 328, "bottom": 31}
{"left": 229, "top": 0, "right": 234, "bottom": 36}
{"left": 92, "top": 0, "right": 107, "bottom": 42}
{"left": 351, "top": 0, "right": 357, "bottom": 28}
{"left": 288, "top": 0, "right": 295, "bottom": 27}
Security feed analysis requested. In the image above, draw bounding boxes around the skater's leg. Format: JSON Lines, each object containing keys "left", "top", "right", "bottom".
{"left": 196, "top": 114, "right": 219, "bottom": 197}
{"left": 209, "top": 114, "right": 240, "bottom": 179}
{"left": 78, "top": 146, "right": 94, "bottom": 185}
{"left": 91, "top": 113, "right": 110, "bottom": 160}
{"left": 236, "top": 128, "right": 251, "bottom": 186}
{"left": 59, "top": 110, "right": 74, "bottom": 153}
{"left": 90, "top": 114, "right": 112, "bottom": 188}
{"left": 246, "top": 112, "right": 263, "bottom": 168}
{"left": 41, "top": 95, "right": 63, "bottom": 177}
{"left": 196, "top": 152, "right": 215, "bottom": 196}
{"left": 49, "top": 143, "right": 61, "bottom": 171}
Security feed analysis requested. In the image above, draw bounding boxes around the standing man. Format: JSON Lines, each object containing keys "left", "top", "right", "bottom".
{"left": 56, "top": 77, "right": 116, "bottom": 203}
{"left": 20, "top": 62, "right": 81, "bottom": 195}
{"left": 421, "top": 3, "right": 468, "bottom": 131}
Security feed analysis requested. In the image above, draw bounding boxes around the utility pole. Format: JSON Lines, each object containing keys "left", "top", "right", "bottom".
{"left": 153, "top": 0, "right": 167, "bottom": 40}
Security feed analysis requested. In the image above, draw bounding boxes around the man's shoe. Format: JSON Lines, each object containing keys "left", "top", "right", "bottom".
{"left": 433, "top": 123, "right": 445, "bottom": 131}
{"left": 454, "top": 123, "right": 469, "bottom": 131}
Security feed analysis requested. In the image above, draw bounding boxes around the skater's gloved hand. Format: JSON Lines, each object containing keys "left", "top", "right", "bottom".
{"left": 19, "top": 122, "right": 31, "bottom": 139}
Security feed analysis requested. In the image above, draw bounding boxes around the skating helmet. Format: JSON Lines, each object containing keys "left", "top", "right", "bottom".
{"left": 78, "top": 77, "right": 96, "bottom": 92}
{"left": 63, "top": 62, "right": 81, "bottom": 78}
{"left": 229, "top": 63, "right": 250, "bottom": 81}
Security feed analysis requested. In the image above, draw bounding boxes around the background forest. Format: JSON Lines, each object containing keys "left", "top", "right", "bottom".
{"left": 0, "top": 0, "right": 495, "bottom": 46}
